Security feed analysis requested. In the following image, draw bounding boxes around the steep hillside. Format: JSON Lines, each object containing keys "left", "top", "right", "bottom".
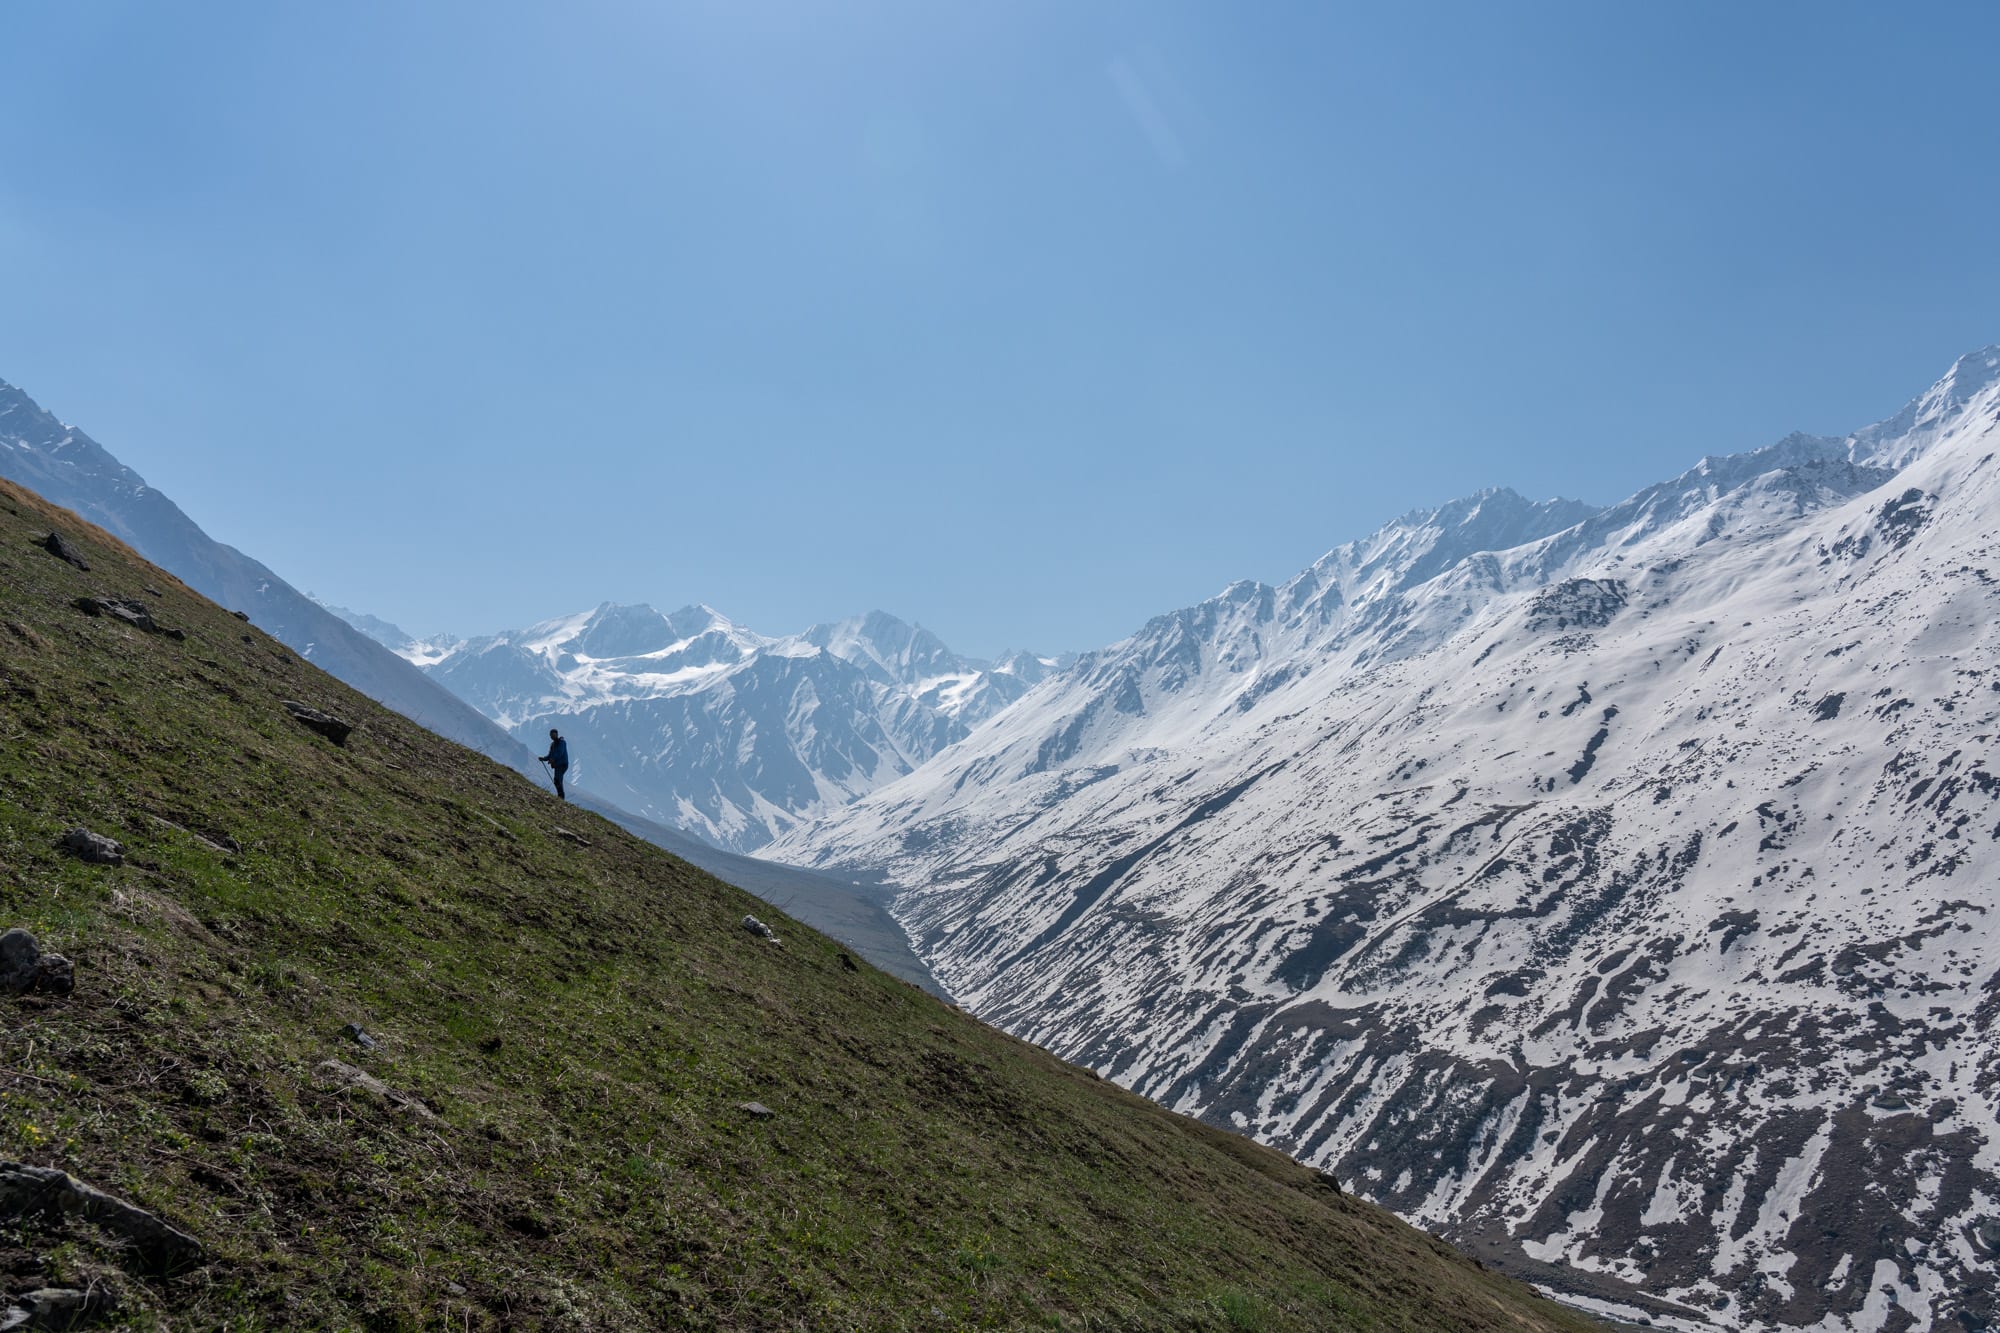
{"left": 0, "top": 477, "right": 1594, "bottom": 1330}
{"left": 0, "top": 378, "right": 533, "bottom": 774}
{"left": 385, "top": 602, "right": 1052, "bottom": 853}
{"left": 774, "top": 348, "right": 2000, "bottom": 1331}
{"left": 0, "top": 375, "right": 943, "bottom": 994}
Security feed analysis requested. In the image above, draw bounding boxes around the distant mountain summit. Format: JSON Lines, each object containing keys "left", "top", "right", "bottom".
{"left": 356, "top": 600, "right": 1057, "bottom": 852}
{"left": 772, "top": 346, "right": 2000, "bottom": 1332}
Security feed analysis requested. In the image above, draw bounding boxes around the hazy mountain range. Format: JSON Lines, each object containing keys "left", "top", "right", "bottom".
{"left": 330, "top": 600, "right": 1063, "bottom": 854}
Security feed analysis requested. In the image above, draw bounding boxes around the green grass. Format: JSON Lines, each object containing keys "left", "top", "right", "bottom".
{"left": 0, "top": 477, "right": 1602, "bottom": 1331}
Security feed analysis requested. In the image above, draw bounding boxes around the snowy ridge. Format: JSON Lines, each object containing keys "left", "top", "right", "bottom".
{"left": 374, "top": 603, "right": 1050, "bottom": 852}
{"left": 771, "top": 348, "right": 2000, "bottom": 1331}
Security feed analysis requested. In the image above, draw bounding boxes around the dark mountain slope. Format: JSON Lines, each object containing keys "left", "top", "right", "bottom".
{"left": 0, "top": 375, "right": 941, "bottom": 993}
{"left": 0, "top": 477, "right": 1595, "bottom": 1330}
{"left": 0, "top": 377, "right": 532, "bottom": 771}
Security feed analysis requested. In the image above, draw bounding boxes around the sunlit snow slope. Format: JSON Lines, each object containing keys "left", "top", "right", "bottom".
{"left": 772, "top": 348, "right": 2000, "bottom": 1332}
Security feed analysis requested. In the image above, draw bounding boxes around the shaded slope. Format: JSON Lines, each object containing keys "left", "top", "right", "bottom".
{"left": 0, "top": 478, "right": 1594, "bottom": 1330}
{"left": 569, "top": 798, "right": 948, "bottom": 998}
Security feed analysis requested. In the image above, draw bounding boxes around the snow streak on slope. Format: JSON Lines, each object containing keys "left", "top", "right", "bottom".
{"left": 773, "top": 347, "right": 2000, "bottom": 1331}
{"left": 381, "top": 604, "right": 1054, "bottom": 852}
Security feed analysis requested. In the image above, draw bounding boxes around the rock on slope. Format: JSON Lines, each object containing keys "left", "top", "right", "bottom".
{"left": 385, "top": 602, "right": 1055, "bottom": 853}
{"left": 0, "top": 474, "right": 1593, "bottom": 1331}
{"left": 773, "top": 347, "right": 2000, "bottom": 1331}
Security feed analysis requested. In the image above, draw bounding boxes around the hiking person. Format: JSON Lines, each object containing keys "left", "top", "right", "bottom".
{"left": 541, "top": 728, "right": 570, "bottom": 800}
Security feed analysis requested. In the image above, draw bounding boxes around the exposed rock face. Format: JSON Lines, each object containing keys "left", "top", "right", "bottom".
{"left": 0, "top": 1285, "right": 119, "bottom": 1330}
{"left": 775, "top": 347, "right": 2000, "bottom": 1331}
{"left": 1524, "top": 578, "right": 1627, "bottom": 632}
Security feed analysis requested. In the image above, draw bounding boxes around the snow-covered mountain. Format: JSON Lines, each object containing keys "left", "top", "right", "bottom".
{"left": 772, "top": 347, "right": 2000, "bottom": 1331}
{"left": 363, "top": 602, "right": 1057, "bottom": 853}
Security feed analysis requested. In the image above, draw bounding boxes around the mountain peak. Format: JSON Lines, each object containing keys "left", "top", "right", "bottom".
{"left": 1849, "top": 343, "right": 2000, "bottom": 467}
{"left": 1945, "top": 343, "right": 2000, "bottom": 391}
{"left": 565, "top": 602, "right": 676, "bottom": 659}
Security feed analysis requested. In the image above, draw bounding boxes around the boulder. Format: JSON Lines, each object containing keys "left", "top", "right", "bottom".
{"left": 741, "top": 915, "right": 780, "bottom": 944}
{"left": 0, "top": 931, "right": 76, "bottom": 998}
{"left": 57, "top": 827, "right": 124, "bottom": 866}
{"left": 340, "top": 1022, "right": 379, "bottom": 1052}
{"left": 737, "top": 1101, "right": 774, "bottom": 1119}
{"left": 0, "top": 930, "right": 40, "bottom": 994}
{"left": 34, "top": 532, "right": 88, "bottom": 571}
{"left": 282, "top": 701, "right": 352, "bottom": 747}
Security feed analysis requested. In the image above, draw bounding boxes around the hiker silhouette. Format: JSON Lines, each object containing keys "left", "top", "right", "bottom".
{"left": 542, "top": 729, "right": 570, "bottom": 800}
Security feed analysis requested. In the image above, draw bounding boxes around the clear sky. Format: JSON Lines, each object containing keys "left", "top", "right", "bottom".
{"left": 3, "top": 2, "right": 1996, "bottom": 658}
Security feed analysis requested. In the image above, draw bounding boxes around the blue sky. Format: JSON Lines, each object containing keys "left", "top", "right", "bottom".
{"left": 3, "top": 2, "right": 1996, "bottom": 657}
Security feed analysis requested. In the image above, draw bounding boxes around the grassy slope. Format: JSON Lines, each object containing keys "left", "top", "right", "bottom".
{"left": 0, "top": 478, "right": 1599, "bottom": 1332}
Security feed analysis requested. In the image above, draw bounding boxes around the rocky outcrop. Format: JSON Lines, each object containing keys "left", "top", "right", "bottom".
{"left": 70, "top": 597, "right": 182, "bottom": 640}
{"left": 0, "top": 1161, "right": 203, "bottom": 1273}
{"left": 0, "top": 1285, "right": 119, "bottom": 1330}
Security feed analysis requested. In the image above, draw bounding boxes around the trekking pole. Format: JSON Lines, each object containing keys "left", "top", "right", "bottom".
{"left": 538, "top": 756, "right": 554, "bottom": 791}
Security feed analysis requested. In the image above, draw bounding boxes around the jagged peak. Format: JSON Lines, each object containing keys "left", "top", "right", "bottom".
{"left": 1686, "top": 432, "right": 1847, "bottom": 479}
